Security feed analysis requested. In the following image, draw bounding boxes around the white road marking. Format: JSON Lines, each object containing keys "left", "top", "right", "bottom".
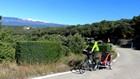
{"left": 30, "top": 51, "right": 120, "bottom": 79}
{"left": 30, "top": 71, "right": 71, "bottom": 79}
{"left": 113, "top": 52, "right": 120, "bottom": 62}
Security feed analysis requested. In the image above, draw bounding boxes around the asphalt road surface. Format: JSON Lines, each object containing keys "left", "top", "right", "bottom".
{"left": 32, "top": 46, "right": 140, "bottom": 79}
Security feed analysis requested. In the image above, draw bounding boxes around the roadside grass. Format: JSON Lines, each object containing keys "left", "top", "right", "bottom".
{"left": 0, "top": 47, "right": 117, "bottom": 79}
{"left": 0, "top": 61, "right": 71, "bottom": 79}
{"left": 0, "top": 53, "right": 85, "bottom": 79}
{"left": 111, "top": 47, "right": 117, "bottom": 60}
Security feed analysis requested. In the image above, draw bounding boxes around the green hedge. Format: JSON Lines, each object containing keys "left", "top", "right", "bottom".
{"left": 99, "top": 43, "right": 113, "bottom": 53}
{"left": 15, "top": 41, "right": 62, "bottom": 65}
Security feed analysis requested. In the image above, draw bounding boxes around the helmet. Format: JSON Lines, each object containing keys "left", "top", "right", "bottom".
{"left": 87, "top": 37, "right": 94, "bottom": 41}
{"left": 87, "top": 37, "right": 94, "bottom": 44}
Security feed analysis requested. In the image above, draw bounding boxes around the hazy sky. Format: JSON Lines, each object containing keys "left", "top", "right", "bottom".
{"left": 0, "top": 0, "right": 140, "bottom": 25}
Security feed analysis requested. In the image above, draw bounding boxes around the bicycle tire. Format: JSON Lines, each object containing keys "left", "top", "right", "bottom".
{"left": 79, "top": 59, "right": 93, "bottom": 73}
{"left": 78, "top": 65, "right": 85, "bottom": 74}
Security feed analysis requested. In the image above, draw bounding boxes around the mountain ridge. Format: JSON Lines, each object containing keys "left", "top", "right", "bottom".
{"left": 2, "top": 17, "right": 68, "bottom": 27}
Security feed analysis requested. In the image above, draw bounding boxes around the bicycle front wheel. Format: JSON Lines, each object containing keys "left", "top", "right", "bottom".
{"left": 78, "top": 65, "right": 85, "bottom": 74}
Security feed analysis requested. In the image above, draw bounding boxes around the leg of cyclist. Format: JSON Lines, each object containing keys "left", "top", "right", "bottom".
{"left": 92, "top": 51, "right": 98, "bottom": 71}
{"left": 83, "top": 50, "right": 90, "bottom": 59}
{"left": 83, "top": 50, "right": 93, "bottom": 71}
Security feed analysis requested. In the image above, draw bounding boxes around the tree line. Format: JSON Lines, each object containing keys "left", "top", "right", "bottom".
{"left": 11, "top": 15, "right": 140, "bottom": 42}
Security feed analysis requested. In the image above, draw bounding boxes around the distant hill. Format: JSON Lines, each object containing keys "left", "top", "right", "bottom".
{"left": 1, "top": 17, "right": 68, "bottom": 27}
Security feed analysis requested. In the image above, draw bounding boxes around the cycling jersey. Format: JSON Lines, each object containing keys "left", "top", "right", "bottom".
{"left": 84, "top": 41, "right": 99, "bottom": 52}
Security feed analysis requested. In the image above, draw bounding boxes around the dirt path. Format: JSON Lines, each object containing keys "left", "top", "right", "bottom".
{"left": 32, "top": 46, "right": 140, "bottom": 79}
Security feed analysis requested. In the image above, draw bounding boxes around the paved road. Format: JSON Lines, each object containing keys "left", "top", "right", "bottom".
{"left": 34, "top": 46, "right": 140, "bottom": 79}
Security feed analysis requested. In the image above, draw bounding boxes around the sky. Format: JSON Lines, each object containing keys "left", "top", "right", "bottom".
{"left": 0, "top": 0, "right": 140, "bottom": 25}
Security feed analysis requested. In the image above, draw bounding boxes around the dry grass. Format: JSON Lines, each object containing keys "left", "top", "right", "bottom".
{"left": 111, "top": 47, "right": 117, "bottom": 59}
{"left": 0, "top": 61, "right": 70, "bottom": 79}
{"left": 0, "top": 50, "right": 117, "bottom": 79}
{"left": 0, "top": 53, "right": 83, "bottom": 79}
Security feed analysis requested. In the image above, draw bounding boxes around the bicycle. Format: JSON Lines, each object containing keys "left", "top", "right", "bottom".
{"left": 70, "top": 57, "right": 95, "bottom": 74}
{"left": 78, "top": 57, "right": 97, "bottom": 74}
{"left": 79, "top": 52, "right": 113, "bottom": 73}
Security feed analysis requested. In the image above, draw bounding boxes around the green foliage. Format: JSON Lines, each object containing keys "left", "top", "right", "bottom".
{"left": 131, "top": 15, "right": 140, "bottom": 36}
{"left": 67, "top": 33, "right": 85, "bottom": 54}
{"left": 0, "top": 44, "right": 15, "bottom": 62}
{"left": 15, "top": 41, "right": 63, "bottom": 65}
{"left": 127, "top": 15, "right": 140, "bottom": 49}
{"left": 99, "top": 43, "right": 113, "bottom": 53}
{"left": 40, "top": 34, "right": 85, "bottom": 55}
{"left": 1, "top": 15, "right": 140, "bottom": 63}
{"left": 112, "top": 22, "right": 134, "bottom": 39}
{"left": 134, "top": 36, "right": 140, "bottom": 49}
{"left": 39, "top": 34, "right": 71, "bottom": 55}
{"left": 0, "top": 15, "right": 1, "bottom": 26}
{"left": 9, "top": 15, "right": 137, "bottom": 41}
{"left": 0, "top": 16, "right": 1, "bottom": 20}
{"left": 0, "top": 28, "right": 15, "bottom": 62}
{"left": 6, "top": 15, "right": 140, "bottom": 42}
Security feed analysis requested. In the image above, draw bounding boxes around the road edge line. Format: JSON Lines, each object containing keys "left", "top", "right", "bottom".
{"left": 113, "top": 52, "right": 120, "bottom": 62}
{"left": 30, "top": 47, "right": 120, "bottom": 79}
{"left": 29, "top": 71, "right": 71, "bottom": 79}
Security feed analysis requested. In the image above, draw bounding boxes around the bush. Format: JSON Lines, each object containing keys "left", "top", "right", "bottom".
{"left": 134, "top": 35, "right": 140, "bottom": 50}
{"left": 0, "top": 28, "right": 15, "bottom": 62}
{"left": 67, "top": 33, "right": 85, "bottom": 54}
{"left": 99, "top": 43, "right": 113, "bottom": 53}
{"left": 40, "top": 34, "right": 85, "bottom": 55}
{"left": 15, "top": 41, "right": 63, "bottom": 65}
{"left": 0, "top": 15, "right": 1, "bottom": 26}
{"left": 0, "top": 43, "right": 15, "bottom": 62}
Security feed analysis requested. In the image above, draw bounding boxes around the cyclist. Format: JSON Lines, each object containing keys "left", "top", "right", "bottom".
{"left": 83, "top": 37, "right": 99, "bottom": 71}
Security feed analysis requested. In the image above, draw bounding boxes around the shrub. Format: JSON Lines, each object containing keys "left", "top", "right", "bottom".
{"left": 0, "top": 15, "right": 1, "bottom": 26}
{"left": 67, "top": 33, "right": 85, "bottom": 54}
{"left": 0, "top": 43, "right": 15, "bottom": 62}
{"left": 134, "top": 36, "right": 140, "bottom": 50}
{"left": 15, "top": 41, "right": 63, "bottom": 65}
{"left": 99, "top": 43, "right": 113, "bottom": 53}
{"left": 0, "top": 28, "right": 15, "bottom": 62}
{"left": 40, "top": 34, "right": 85, "bottom": 55}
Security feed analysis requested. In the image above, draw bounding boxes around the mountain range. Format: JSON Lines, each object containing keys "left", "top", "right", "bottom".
{"left": 1, "top": 17, "right": 68, "bottom": 27}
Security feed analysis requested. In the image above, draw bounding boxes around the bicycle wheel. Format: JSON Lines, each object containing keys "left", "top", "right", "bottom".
{"left": 79, "top": 59, "right": 92, "bottom": 73}
{"left": 78, "top": 64, "right": 85, "bottom": 74}
{"left": 108, "top": 61, "right": 113, "bottom": 70}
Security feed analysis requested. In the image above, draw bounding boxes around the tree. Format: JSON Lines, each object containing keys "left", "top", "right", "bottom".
{"left": 112, "top": 22, "right": 134, "bottom": 39}
{"left": 67, "top": 33, "right": 85, "bottom": 54}
{"left": 0, "top": 28, "right": 15, "bottom": 62}
{"left": 0, "top": 16, "right": 2, "bottom": 26}
{"left": 131, "top": 15, "right": 140, "bottom": 36}
{"left": 131, "top": 15, "right": 140, "bottom": 49}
